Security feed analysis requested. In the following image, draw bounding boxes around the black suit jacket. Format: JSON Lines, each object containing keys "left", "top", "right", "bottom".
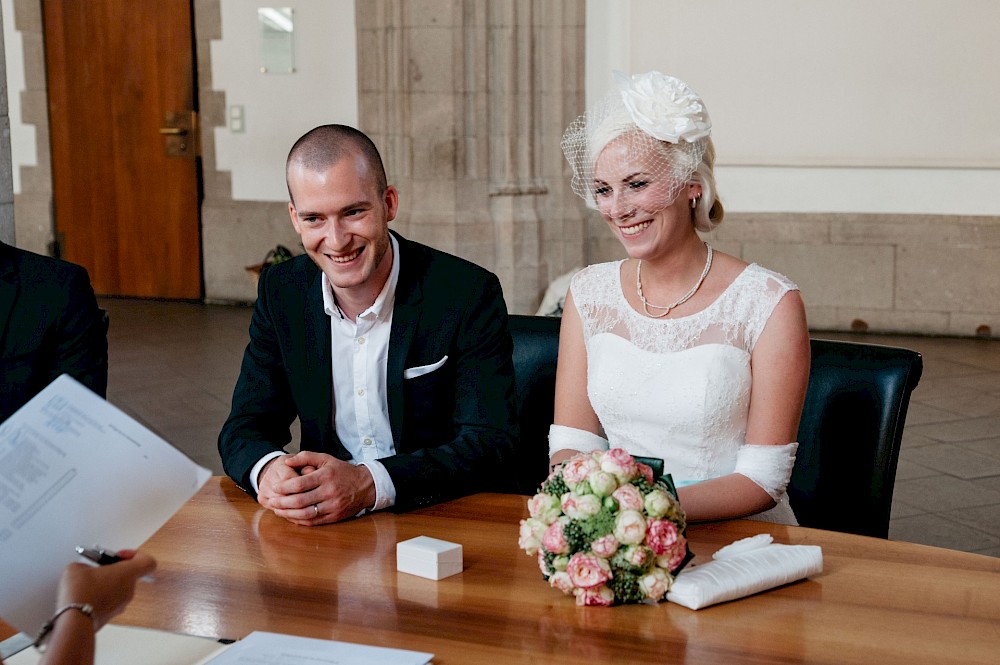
{"left": 0, "top": 242, "right": 108, "bottom": 422}
{"left": 218, "top": 233, "right": 519, "bottom": 510}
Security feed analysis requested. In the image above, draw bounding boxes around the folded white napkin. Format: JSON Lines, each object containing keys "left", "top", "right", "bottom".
{"left": 666, "top": 534, "right": 823, "bottom": 610}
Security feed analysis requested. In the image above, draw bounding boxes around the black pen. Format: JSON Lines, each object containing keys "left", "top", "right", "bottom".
{"left": 75, "top": 545, "right": 122, "bottom": 566}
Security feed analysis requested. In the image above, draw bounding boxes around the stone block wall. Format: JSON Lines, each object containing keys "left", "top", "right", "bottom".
{"left": 588, "top": 211, "right": 1000, "bottom": 338}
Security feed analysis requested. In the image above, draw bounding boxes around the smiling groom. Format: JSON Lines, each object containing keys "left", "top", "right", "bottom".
{"left": 219, "top": 124, "right": 518, "bottom": 525}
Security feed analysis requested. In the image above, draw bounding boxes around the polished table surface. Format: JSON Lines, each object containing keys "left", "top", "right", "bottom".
{"left": 8, "top": 477, "right": 1000, "bottom": 663}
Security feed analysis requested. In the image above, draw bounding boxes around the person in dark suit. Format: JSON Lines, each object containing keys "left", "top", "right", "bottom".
{"left": 0, "top": 242, "right": 108, "bottom": 422}
{"left": 219, "top": 125, "right": 518, "bottom": 525}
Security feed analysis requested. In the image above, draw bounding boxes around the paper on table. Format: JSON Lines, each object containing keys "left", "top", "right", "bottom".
{"left": 666, "top": 535, "right": 823, "bottom": 610}
{"left": 0, "top": 375, "right": 211, "bottom": 635}
{"left": 6, "top": 625, "right": 228, "bottom": 665}
{"left": 196, "top": 631, "right": 433, "bottom": 665}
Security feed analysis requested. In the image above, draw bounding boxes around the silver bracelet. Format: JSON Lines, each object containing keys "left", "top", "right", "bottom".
{"left": 33, "top": 603, "right": 95, "bottom": 649}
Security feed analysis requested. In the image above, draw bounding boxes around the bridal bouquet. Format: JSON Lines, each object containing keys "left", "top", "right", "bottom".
{"left": 518, "top": 449, "right": 691, "bottom": 606}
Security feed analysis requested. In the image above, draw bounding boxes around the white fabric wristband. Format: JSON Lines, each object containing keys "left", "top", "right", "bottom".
{"left": 733, "top": 442, "right": 798, "bottom": 502}
{"left": 548, "top": 424, "right": 609, "bottom": 458}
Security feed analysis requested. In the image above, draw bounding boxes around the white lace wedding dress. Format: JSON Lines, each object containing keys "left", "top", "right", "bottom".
{"left": 571, "top": 260, "right": 799, "bottom": 525}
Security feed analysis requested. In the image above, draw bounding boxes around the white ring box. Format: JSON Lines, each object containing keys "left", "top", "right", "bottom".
{"left": 396, "top": 536, "right": 463, "bottom": 581}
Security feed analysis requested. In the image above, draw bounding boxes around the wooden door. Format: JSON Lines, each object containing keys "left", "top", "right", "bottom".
{"left": 43, "top": 0, "right": 202, "bottom": 299}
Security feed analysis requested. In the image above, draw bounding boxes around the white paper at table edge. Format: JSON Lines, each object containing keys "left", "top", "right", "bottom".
{"left": 197, "top": 631, "right": 433, "bottom": 665}
{"left": 0, "top": 375, "right": 211, "bottom": 635}
{"left": 5, "top": 625, "right": 227, "bottom": 665}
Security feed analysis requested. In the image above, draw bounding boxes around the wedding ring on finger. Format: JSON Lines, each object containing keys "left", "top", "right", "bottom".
{"left": 313, "top": 504, "right": 319, "bottom": 517}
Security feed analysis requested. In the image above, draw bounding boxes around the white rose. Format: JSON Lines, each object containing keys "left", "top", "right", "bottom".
{"left": 638, "top": 567, "right": 673, "bottom": 601}
{"left": 613, "top": 509, "right": 647, "bottom": 545}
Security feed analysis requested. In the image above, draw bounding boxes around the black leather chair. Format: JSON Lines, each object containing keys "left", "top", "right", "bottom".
{"left": 790, "top": 339, "right": 922, "bottom": 538}
{"left": 507, "top": 315, "right": 923, "bottom": 539}
{"left": 508, "top": 314, "right": 562, "bottom": 494}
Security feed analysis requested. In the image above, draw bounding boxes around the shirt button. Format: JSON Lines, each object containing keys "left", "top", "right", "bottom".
{"left": 357, "top": 336, "right": 366, "bottom": 345}
{"left": 357, "top": 388, "right": 365, "bottom": 397}
{"left": 363, "top": 438, "right": 373, "bottom": 446}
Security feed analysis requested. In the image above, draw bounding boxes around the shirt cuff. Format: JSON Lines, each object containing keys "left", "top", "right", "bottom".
{"left": 360, "top": 460, "right": 396, "bottom": 511}
{"left": 250, "top": 451, "right": 286, "bottom": 494}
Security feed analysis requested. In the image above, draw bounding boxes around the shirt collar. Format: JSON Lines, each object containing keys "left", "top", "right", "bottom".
{"left": 321, "top": 233, "right": 400, "bottom": 321}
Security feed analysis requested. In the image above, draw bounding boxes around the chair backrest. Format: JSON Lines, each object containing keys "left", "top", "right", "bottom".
{"left": 790, "top": 339, "right": 922, "bottom": 538}
{"left": 508, "top": 314, "right": 562, "bottom": 494}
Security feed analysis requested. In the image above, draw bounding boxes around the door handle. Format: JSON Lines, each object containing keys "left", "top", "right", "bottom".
{"left": 159, "top": 127, "right": 188, "bottom": 135}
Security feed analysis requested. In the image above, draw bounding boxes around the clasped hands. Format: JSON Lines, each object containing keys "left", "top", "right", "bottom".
{"left": 257, "top": 451, "right": 377, "bottom": 526}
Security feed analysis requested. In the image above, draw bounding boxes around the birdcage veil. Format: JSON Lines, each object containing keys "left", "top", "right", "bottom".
{"left": 561, "top": 71, "right": 712, "bottom": 211}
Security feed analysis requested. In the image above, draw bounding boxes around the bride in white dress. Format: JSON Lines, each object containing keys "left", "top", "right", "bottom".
{"left": 549, "top": 72, "right": 810, "bottom": 525}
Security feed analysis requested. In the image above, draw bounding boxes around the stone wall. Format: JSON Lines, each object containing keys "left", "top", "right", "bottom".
{"left": 587, "top": 211, "right": 1000, "bottom": 338}
{"left": 356, "top": 0, "right": 587, "bottom": 315}
{"left": 0, "top": 7, "right": 13, "bottom": 244}
{"left": 7, "top": 0, "right": 47, "bottom": 251}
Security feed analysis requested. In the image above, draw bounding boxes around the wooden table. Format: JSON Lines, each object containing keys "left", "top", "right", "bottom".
{"left": 6, "top": 477, "right": 1000, "bottom": 663}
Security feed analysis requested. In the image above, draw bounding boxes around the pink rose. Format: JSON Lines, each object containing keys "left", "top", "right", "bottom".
{"left": 562, "top": 454, "right": 600, "bottom": 488}
{"left": 541, "top": 518, "right": 570, "bottom": 555}
{"left": 574, "top": 584, "right": 615, "bottom": 606}
{"left": 601, "top": 447, "right": 638, "bottom": 482}
{"left": 612, "top": 483, "right": 644, "bottom": 512}
{"left": 566, "top": 552, "right": 612, "bottom": 589}
{"left": 638, "top": 567, "right": 673, "bottom": 601}
{"left": 646, "top": 519, "right": 679, "bottom": 556}
{"left": 549, "top": 571, "right": 575, "bottom": 594}
{"left": 528, "top": 492, "right": 561, "bottom": 524}
{"left": 518, "top": 517, "right": 547, "bottom": 555}
{"left": 620, "top": 544, "right": 652, "bottom": 569}
{"left": 590, "top": 534, "right": 620, "bottom": 558}
{"left": 561, "top": 492, "right": 601, "bottom": 520}
{"left": 613, "top": 509, "right": 647, "bottom": 545}
{"left": 636, "top": 462, "right": 655, "bottom": 485}
{"left": 656, "top": 534, "right": 688, "bottom": 572}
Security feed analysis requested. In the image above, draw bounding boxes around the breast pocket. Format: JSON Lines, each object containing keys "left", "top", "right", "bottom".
{"left": 402, "top": 357, "right": 455, "bottom": 440}
{"left": 403, "top": 355, "right": 448, "bottom": 380}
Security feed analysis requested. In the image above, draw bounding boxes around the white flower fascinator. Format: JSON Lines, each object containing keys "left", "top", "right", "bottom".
{"left": 613, "top": 70, "right": 711, "bottom": 143}
{"left": 561, "top": 71, "right": 712, "bottom": 211}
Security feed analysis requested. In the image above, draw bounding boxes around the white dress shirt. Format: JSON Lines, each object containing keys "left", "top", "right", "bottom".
{"left": 250, "top": 235, "right": 400, "bottom": 511}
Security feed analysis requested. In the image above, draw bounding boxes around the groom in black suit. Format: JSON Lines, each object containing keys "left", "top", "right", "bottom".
{"left": 219, "top": 125, "right": 518, "bottom": 525}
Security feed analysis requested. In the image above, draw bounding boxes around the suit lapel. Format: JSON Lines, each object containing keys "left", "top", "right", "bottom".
{"left": 303, "top": 269, "right": 336, "bottom": 451}
{"left": 387, "top": 234, "right": 424, "bottom": 448}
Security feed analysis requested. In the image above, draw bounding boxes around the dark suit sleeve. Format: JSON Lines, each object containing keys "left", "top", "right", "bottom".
{"left": 380, "top": 272, "right": 519, "bottom": 509}
{"left": 218, "top": 268, "right": 299, "bottom": 495}
{"left": 51, "top": 265, "right": 108, "bottom": 398}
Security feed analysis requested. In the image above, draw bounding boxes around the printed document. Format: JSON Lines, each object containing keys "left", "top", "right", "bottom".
{"left": 0, "top": 375, "right": 211, "bottom": 635}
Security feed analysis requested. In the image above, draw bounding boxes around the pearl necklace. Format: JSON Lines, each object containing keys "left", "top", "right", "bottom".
{"left": 636, "top": 243, "right": 713, "bottom": 318}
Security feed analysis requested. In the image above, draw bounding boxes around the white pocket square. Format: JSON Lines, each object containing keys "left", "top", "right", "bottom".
{"left": 403, "top": 355, "right": 449, "bottom": 379}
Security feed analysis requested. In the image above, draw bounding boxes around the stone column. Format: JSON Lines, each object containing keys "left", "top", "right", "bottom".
{"left": 0, "top": 8, "right": 15, "bottom": 244}
{"left": 356, "top": 0, "right": 586, "bottom": 314}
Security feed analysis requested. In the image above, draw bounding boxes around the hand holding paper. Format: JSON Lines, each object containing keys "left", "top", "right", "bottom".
{"left": 0, "top": 375, "right": 210, "bottom": 634}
